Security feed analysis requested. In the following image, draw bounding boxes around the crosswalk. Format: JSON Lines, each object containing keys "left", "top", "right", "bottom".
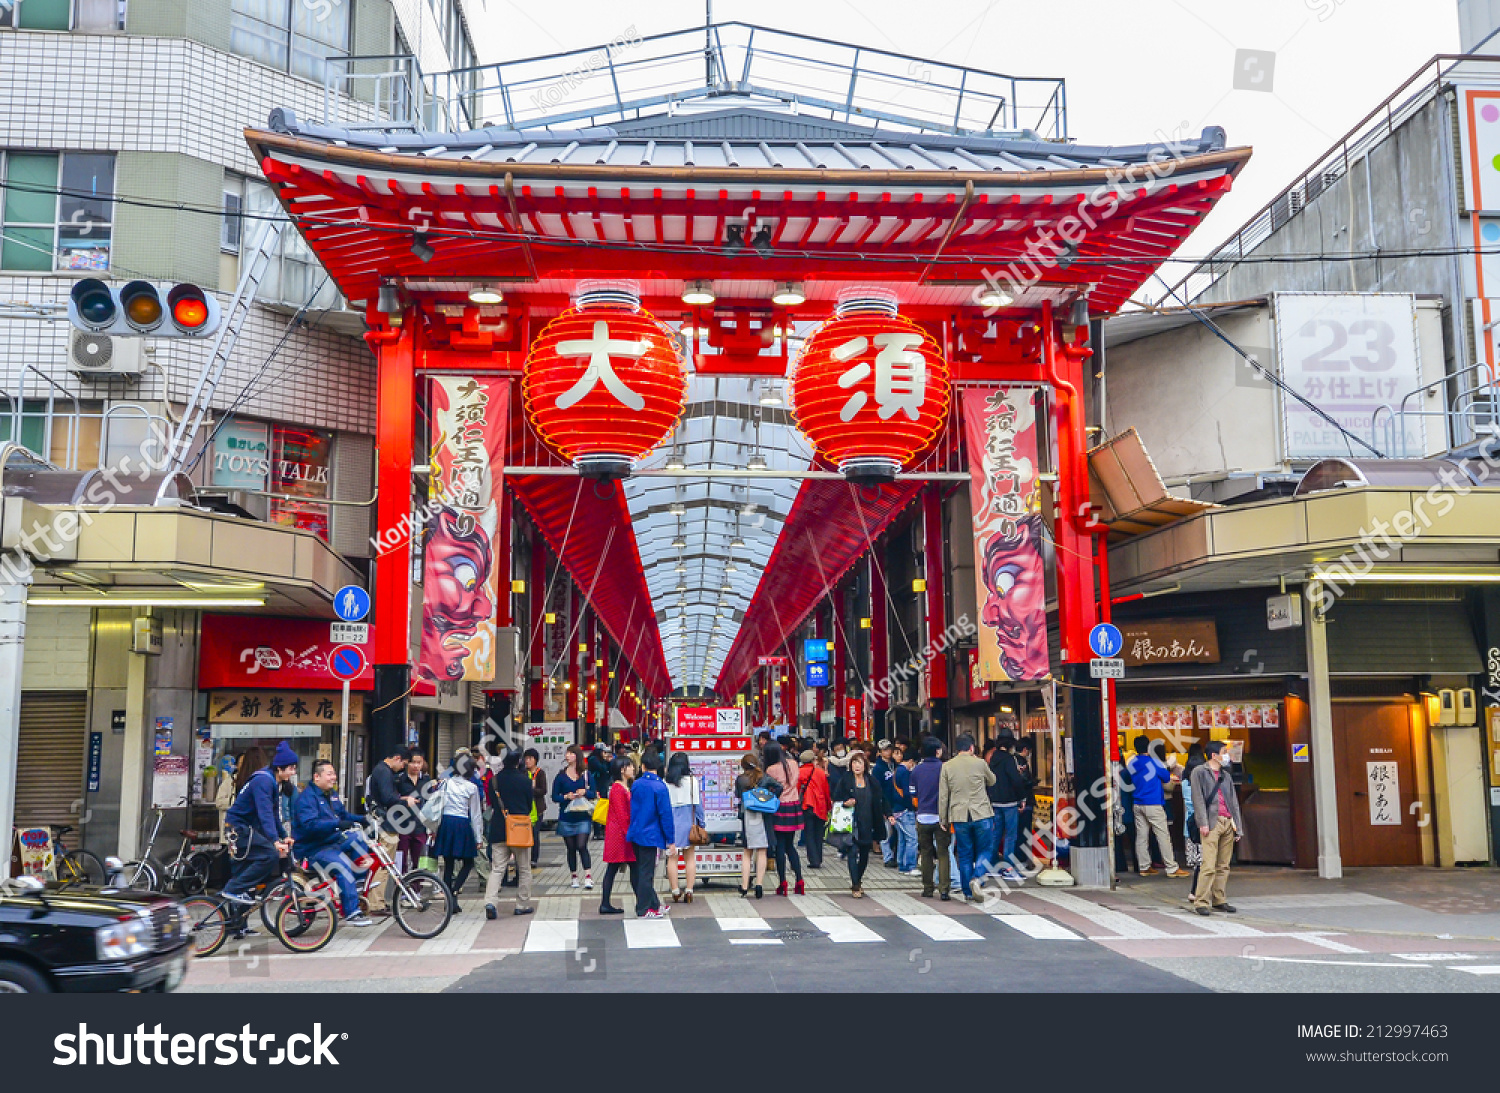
{"left": 505, "top": 890, "right": 1089, "bottom": 953}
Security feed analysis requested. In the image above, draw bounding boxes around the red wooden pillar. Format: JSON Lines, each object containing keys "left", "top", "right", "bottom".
{"left": 922, "top": 486, "right": 949, "bottom": 739}
{"left": 369, "top": 321, "right": 416, "bottom": 760}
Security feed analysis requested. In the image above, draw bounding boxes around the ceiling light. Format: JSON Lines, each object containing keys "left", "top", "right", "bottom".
{"left": 467, "top": 283, "right": 503, "bottom": 305}
{"left": 772, "top": 281, "right": 805, "bottom": 306}
{"left": 978, "top": 285, "right": 1013, "bottom": 308}
{"left": 665, "top": 451, "right": 686, "bottom": 471}
{"left": 682, "top": 280, "right": 716, "bottom": 306}
{"left": 377, "top": 283, "right": 401, "bottom": 315}
{"left": 758, "top": 384, "right": 782, "bottom": 406}
{"left": 675, "top": 562, "right": 686, "bottom": 573}
{"left": 511, "top": 579, "right": 526, "bottom": 594}
{"left": 545, "top": 612, "right": 557, "bottom": 624}
{"left": 730, "top": 536, "right": 745, "bottom": 549}
{"left": 747, "top": 453, "right": 768, "bottom": 471}
{"left": 29, "top": 596, "right": 266, "bottom": 608}
{"left": 726, "top": 562, "right": 738, "bottom": 572}
{"left": 672, "top": 536, "right": 686, "bottom": 550}
{"left": 410, "top": 232, "right": 435, "bottom": 263}
{"left": 676, "top": 583, "right": 687, "bottom": 593}
{"left": 721, "top": 582, "right": 733, "bottom": 591}
{"left": 668, "top": 500, "right": 686, "bottom": 515}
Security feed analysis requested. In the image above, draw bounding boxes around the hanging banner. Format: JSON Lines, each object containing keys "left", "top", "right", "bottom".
{"left": 962, "top": 387, "right": 1048, "bottom": 682}
{"left": 418, "top": 377, "right": 510, "bottom": 684}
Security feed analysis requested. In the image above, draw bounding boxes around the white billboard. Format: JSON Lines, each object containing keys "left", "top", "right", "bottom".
{"left": 1273, "top": 293, "right": 1423, "bottom": 459}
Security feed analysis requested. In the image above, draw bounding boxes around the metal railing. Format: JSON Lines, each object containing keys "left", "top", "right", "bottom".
{"left": 1371, "top": 362, "right": 1500, "bottom": 456}
{"left": 324, "top": 21, "right": 1067, "bottom": 139}
{"left": 1163, "top": 53, "right": 1500, "bottom": 305}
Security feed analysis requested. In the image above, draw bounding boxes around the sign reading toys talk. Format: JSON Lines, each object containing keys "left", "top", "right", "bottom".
{"left": 419, "top": 378, "right": 510, "bottom": 685}
{"left": 962, "top": 387, "right": 1048, "bottom": 683}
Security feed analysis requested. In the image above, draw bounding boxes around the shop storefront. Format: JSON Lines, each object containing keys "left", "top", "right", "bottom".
{"left": 198, "top": 614, "right": 374, "bottom": 805}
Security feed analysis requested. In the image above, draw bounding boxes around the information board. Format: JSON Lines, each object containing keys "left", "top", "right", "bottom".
{"left": 667, "top": 734, "right": 751, "bottom": 834}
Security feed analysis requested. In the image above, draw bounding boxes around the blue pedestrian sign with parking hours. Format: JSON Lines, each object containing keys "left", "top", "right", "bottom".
{"left": 334, "top": 585, "right": 370, "bottom": 623}
{"left": 1089, "top": 623, "right": 1123, "bottom": 659}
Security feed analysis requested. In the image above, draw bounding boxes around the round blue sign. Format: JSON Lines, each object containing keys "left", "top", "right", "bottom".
{"left": 329, "top": 644, "right": 366, "bottom": 681}
{"left": 1088, "top": 623, "right": 1123, "bottom": 659}
{"left": 333, "top": 585, "right": 370, "bottom": 622}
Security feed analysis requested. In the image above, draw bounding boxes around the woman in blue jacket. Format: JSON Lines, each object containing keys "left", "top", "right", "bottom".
{"left": 625, "top": 748, "right": 674, "bottom": 918}
{"left": 551, "top": 745, "right": 596, "bottom": 889}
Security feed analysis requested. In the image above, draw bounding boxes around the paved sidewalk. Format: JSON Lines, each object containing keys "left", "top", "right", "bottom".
{"left": 1109, "top": 865, "right": 1500, "bottom": 941}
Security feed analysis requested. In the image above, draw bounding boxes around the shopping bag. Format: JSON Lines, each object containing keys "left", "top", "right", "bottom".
{"left": 828, "top": 802, "right": 854, "bottom": 835}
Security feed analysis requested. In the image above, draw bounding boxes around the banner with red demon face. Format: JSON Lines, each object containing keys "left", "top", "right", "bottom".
{"left": 419, "top": 377, "right": 510, "bottom": 683}
{"left": 962, "top": 387, "right": 1049, "bottom": 683}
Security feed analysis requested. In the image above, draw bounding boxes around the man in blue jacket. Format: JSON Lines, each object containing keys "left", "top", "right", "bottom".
{"left": 911, "top": 736, "right": 953, "bottom": 900}
{"left": 625, "top": 748, "right": 674, "bottom": 919}
{"left": 294, "top": 759, "right": 376, "bottom": 927}
{"left": 222, "top": 741, "right": 299, "bottom": 918}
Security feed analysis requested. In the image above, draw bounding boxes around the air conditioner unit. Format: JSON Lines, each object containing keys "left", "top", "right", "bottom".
{"left": 67, "top": 329, "right": 144, "bottom": 377}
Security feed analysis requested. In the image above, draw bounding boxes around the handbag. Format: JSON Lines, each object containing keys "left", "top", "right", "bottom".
{"left": 592, "top": 796, "right": 610, "bottom": 825}
{"left": 419, "top": 780, "right": 448, "bottom": 830}
{"left": 688, "top": 823, "right": 711, "bottom": 846}
{"left": 504, "top": 811, "right": 534, "bottom": 848}
{"left": 742, "top": 786, "right": 779, "bottom": 814}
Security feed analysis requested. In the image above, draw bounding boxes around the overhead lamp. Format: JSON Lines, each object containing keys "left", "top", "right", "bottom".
{"left": 665, "top": 450, "right": 686, "bottom": 471}
{"left": 912, "top": 578, "right": 927, "bottom": 593}
{"left": 29, "top": 595, "right": 266, "bottom": 608}
{"left": 511, "top": 579, "right": 526, "bottom": 594}
{"left": 758, "top": 383, "right": 782, "bottom": 406}
{"left": 860, "top": 617, "right": 872, "bottom": 629}
{"left": 564, "top": 681, "right": 572, "bottom": 690}
{"left": 750, "top": 224, "right": 773, "bottom": 254}
{"left": 596, "top": 658, "right": 604, "bottom": 668}
{"left": 730, "top": 536, "right": 745, "bottom": 549}
{"left": 675, "top": 562, "right": 687, "bottom": 573}
{"left": 978, "top": 285, "right": 1014, "bottom": 308}
{"left": 675, "top": 583, "right": 687, "bottom": 593}
{"left": 578, "top": 642, "right": 588, "bottom": 652}
{"left": 772, "top": 281, "right": 805, "bottom": 306}
{"left": 668, "top": 500, "right": 686, "bottom": 515}
{"left": 682, "top": 280, "right": 716, "bottom": 305}
{"left": 721, "top": 581, "right": 733, "bottom": 591}
{"left": 672, "top": 535, "right": 686, "bottom": 550}
{"left": 609, "top": 671, "right": 616, "bottom": 679}
{"left": 747, "top": 453, "right": 768, "bottom": 471}
{"left": 467, "top": 283, "right": 503, "bottom": 305}
{"left": 545, "top": 612, "right": 557, "bottom": 624}
{"left": 410, "top": 232, "right": 435, "bottom": 263}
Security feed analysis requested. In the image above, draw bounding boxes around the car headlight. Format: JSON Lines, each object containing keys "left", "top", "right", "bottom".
{"left": 96, "top": 914, "right": 152, "bottom": 960}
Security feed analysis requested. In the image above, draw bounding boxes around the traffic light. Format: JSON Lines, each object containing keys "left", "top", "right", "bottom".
{"left": 68, "top": 278, "right": 221, "bottom": 338}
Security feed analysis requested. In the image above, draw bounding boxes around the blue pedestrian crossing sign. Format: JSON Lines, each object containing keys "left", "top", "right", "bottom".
{"left": 1088, "top": 623, "right": 1123, "bottom": 659}
{"left": 334, "top": 585, "right": 370, "bottom": 623}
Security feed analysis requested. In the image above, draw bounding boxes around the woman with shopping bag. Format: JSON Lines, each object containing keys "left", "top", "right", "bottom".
{"left": 842, "top": 750, "right": 889, "bottom": 897}
{"left": 551, "top": 745, "right": 596, "bottom": 889}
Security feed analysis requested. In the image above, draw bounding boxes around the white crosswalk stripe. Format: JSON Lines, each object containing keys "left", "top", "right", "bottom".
{"left": 806, "top": 916, "right": 884, "bottom": 943}
{"left": 1024, "top": 889, "right": 1172, "bottom": 939}
{"left": 706, "top": 893, "right": 771, "bottom": 931}
{"left": 522, "top": 920, "right": 578, "bottom": 952}
{"left": 867, "top": 891, "right": 984, "bottom": 941}
{"left": 623, "top": 917, "right": 680, "bottom": 948}
{"left": 1453, "top": 965, "right": 1500, "bottom": 975}
{"left": 992, "top": 913, "right": 1083, "bottom": 940}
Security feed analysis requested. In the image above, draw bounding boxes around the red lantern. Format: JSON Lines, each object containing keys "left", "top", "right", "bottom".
{"left": 522, "top": 286, "right": 688, "bottom": 479}
{"left": 788, "top": 293, "right": 950, "bottom": 480}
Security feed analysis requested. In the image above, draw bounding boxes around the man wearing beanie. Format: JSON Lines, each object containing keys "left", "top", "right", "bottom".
{"left": 222, "top": 741, "right": 299, "bottom": 913}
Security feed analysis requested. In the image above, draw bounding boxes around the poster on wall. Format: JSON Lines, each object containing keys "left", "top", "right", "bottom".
{"left": 961, "top": 387, "right": 1047, "bottom": 683}
{"left": 151, "top": 754, "right": 190, "bottom": 808}
{"left": 526, "top": 722, "right": 574, "bottom": 820}
{"left": 418, "top": 377, "right": 511, "bottom": 686}
{"left": 1367, "top": 761, "right": 1401, "bottom": 826}
{"left": 1273, "top": 293, "right": 1423, "bottom": 458}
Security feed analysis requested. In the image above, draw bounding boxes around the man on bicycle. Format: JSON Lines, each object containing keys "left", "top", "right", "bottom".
{"left": 365, "top": 745, "right": 418, "bottom": 915}
{"left": 221, "top": 741, "right": 298, "bottom": 929}
{"left": 293, "top": 759, "right": 376, "bottom": 927}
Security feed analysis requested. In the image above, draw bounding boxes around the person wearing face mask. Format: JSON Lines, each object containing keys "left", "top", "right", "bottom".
{"left": 1189, "top": 740, "right": 1242, "bottom": 917}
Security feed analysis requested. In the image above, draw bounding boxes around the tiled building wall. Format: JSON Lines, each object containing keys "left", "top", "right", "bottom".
{"left": 113, "top": 151, "right": 223, "bottom": 287}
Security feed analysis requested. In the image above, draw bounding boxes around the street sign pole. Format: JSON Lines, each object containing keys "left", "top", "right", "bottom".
{"left": 339, "top": 679, "right": 351, "bottom": 790}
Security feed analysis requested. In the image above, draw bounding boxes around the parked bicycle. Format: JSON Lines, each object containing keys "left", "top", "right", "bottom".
{"left": 51, "top": 825, "right": 107, "bottom": 886}
{"left": 179, "top": 860, "right": 337, "bottom": 957}
{"left": 286, "top": 817, "right": 452, "bottom": 940}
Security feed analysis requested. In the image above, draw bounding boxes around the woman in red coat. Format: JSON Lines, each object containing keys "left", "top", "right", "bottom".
{"left": 799, "top": 750, "right": 832, "bottom": 870}
{"left": 598, "top": 755, "right": 636, "bottom": 915}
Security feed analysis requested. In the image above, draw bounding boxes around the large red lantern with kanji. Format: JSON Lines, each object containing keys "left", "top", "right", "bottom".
{"left": 788, "top": 291, "right": 950, "bottom": 481}
{"left": 522, "top": 284, "right": 688, "bottom": 479}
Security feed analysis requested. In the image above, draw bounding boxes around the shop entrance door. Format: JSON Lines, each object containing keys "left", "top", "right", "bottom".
{"left": 1331, "top": 702, "right": 1425, "bottom": 866}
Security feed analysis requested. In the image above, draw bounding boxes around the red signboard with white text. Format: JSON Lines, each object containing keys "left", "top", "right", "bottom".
{"left": 674, "top": 706, "right": 746, "bottom": 736}
{"left": 199, "top": 614, "right": 375, "bottom": 691}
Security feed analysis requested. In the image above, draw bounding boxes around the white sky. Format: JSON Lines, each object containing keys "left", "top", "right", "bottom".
{"left": 467, "top": 0, "right": 1463, "bottom": 302}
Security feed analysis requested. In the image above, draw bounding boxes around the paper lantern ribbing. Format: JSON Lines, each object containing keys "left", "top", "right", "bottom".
{"left": 521, "top": 288, "right": 688, "bottom": 480}
{"left": 788, "top": 296, "right": 951, "bottom": 481}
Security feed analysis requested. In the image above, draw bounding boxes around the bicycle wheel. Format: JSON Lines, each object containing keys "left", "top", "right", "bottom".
{"left": 59, "top": 850, "right": 106, "bottom": 886}
{"left": 259, "top": 875, "right": 307, "bottom": 934}
{"left": 121, "top": 859, "right": 161, "bottom": 891}
{"left": 180, "top": 896, "right": 230, "bottom": 958}
{"left": 390, "top": 870, "right": 451, "bottom": 939}
{"left": 177, "top": 852, "right": 213, "bottom": 896}
{"left": 272, "top": 890, "right": 339, "bottom": 954}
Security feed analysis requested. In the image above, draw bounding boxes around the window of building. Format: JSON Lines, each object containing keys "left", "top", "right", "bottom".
{"left": 221, "top": 189, "right": 243, "bottom": 253}
{"left": 0, "top": 0, "right": 125, "bottom": 30}
{"left": 0, "top": 151, "right": 114, "bottom": 272}
{"left": 229, "top": 0, "right": 349, "bottom": 82}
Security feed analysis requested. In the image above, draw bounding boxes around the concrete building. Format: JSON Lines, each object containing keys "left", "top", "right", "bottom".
{"left": 0, "top": 0, "right": 482, "bottom": 874}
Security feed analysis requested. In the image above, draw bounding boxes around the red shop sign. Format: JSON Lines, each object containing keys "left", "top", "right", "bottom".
{"left": 199, "top": 614, "right": 375, "bottom": 691}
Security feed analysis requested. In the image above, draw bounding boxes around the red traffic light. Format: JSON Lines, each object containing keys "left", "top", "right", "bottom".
{"left": 167, "top": 284, "right": 210, "bottom": 332}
